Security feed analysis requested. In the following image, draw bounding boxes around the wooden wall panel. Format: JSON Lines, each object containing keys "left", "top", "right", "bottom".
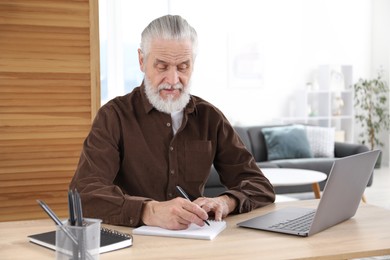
{"left": 0, "top": 0, "right": 100, "bottom": 221}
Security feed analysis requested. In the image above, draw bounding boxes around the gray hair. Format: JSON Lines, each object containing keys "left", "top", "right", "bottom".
{"left": 140, "top": 15, "right": 198, "bottom": 59}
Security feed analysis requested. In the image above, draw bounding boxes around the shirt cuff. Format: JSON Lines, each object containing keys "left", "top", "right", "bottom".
{"left": 121, "top": 196, "right": 151, "bottom": 227}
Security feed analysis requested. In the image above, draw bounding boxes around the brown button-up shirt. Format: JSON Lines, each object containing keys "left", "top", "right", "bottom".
{"left": 70, "top": 83, "right": 275, "bottom": 227}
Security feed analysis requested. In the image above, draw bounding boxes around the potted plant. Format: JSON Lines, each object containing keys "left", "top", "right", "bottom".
{"left": 353, "top": 71, "right": 390, "bottom": 168}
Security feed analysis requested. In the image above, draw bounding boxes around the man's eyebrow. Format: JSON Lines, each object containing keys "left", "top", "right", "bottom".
{"left": 153, "top": 59, "right": 191, "bottom": 66}
{"left": 180, "top": 60, "right": 191, "bottom": 65}
{"left": 154, "top": 59, "right": 168, "bottom": 66}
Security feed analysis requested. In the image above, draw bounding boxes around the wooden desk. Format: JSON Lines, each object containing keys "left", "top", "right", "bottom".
{"left": 1, "top": 200, "right": 389, "bottom": 260}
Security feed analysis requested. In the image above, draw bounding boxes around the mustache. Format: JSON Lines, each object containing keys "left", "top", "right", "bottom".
{"left": 158, "top": 83, "right": 183, "bottom": 91}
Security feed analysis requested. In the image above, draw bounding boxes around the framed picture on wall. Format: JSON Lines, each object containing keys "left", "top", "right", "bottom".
{"left": 227, "top": 33, "right": 265, "bottom": 89}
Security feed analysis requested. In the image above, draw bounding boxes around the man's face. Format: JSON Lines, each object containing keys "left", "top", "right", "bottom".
{"left": 138, "top": 39, "right": 194, "bottom": 101}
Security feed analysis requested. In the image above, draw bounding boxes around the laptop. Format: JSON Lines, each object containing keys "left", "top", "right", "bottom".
{"left": 237, "top": 150, "right": 380, "bottom": 237}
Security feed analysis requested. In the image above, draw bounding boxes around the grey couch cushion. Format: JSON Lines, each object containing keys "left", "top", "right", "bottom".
{"left": 246, "top": 125, "right": 270, "bottom": 162}
{"left": 233, "top": 126, "right": 253, "bottom": 154}
{"left": 335, "top": 142, "right": 370, "bottom": 157}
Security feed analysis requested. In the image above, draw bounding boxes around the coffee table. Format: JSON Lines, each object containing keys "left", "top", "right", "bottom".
{"left": 261, "top": 168, "right": 327, "bottom": 199}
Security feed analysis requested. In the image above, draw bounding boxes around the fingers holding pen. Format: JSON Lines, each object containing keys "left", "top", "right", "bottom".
{"left": 141, "top": 198, "right": 209, "bottom": 230}
{"left": 179, "top": 198, "right": 209, "bottom": 226}
{"left": 175, "top": 186, "right": 210, "bottom": 226}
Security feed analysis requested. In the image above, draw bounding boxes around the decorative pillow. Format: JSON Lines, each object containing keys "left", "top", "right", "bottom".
{"left": 305, "top": 125, "right": 335, "bottom": 158}
{"left": 261, "top": 125, "right": 313, "bottom": 160}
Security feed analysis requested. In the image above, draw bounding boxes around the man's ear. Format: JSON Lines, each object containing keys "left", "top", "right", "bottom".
{"left": 138, "top": 49, "right": 145, "bottom": 72}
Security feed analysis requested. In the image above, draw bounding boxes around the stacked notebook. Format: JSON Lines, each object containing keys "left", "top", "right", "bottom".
{"left": 28, "top": 227, "right": 132, "bottom": 254}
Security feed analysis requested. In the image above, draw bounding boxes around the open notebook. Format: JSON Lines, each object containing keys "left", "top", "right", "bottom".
{"left": 132, "top": 220, "right": 226, "bottom": 240}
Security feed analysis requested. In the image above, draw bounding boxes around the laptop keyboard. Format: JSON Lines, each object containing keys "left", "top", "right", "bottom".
{"left": 269, "top": 211, "right": 316, "bottom": 232}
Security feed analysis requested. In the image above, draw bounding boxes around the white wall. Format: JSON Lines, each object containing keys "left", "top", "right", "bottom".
{"left": 170, "top": 0, "right": 372, "bottom": 125}
{"left": 173, "top": 0, "right": 389, "bottom": 165}
{"left": 371, "top": 0, "right": 390, "bottom": 166}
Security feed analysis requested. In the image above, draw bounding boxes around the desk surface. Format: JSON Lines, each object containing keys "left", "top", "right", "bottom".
{"left": 1, "top": 200, "right": 389, "bottom": 260}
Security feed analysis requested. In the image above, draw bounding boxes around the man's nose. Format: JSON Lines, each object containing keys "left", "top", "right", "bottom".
{"left": 166, "top": 67, "right": 179, "bottom": 85}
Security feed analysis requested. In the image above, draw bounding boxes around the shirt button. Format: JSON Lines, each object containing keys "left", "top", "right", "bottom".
{"left": 129, "top": 218, "right": 134, "bottom": 225}
{"left": 168, "top": 193, "right": 173, "bottom": 198}
{"left": 170, "top": 170, "right": 175, "bottom": 175}
{"left": 166, "top": 122, "right": 171, "bottom": 127}
{"left": 169, "top": 146, "right": 174, "bottom": 151}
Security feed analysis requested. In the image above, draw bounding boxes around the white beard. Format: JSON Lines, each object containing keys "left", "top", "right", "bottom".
{"left": 144, "top": 77, "right": 191, "bottom": 114}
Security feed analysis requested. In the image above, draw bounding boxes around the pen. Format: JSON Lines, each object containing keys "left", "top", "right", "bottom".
{"left": 175, "top": 185, "right": 210, "bottom": 226}
{"left": 68, "top": 190, "right": 76, "bottom": 226}
{"left": 68, "top": 190, "right": 79, "bottom": 259}
{"left": 37, "top": 200, "right": 79, "bottom": 245}
{"left": 73, "top": 189, "right": 86, "bottom": 259}
{"left": 74, "top": 189, "right": 84, "bottom": 227}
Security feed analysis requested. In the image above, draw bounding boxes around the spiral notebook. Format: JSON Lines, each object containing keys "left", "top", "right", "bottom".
{"left": 132, "top": 220, "right": 226, "bottom": 240}
{"left": 28, "top": 227, "right": 132, "bottom": 254}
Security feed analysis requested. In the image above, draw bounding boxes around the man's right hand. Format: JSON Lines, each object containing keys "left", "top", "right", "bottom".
{"left": 141, "top": 198, "right": 209, "bottom": 230}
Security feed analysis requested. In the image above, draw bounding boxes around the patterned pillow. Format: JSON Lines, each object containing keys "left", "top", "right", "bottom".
{"left": 305, "top": 126, "right": 335, "bottom": 157}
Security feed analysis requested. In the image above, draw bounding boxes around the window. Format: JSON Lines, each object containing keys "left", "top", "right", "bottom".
{"left": 99, "top": 0, "right": 169, "bottom": 104}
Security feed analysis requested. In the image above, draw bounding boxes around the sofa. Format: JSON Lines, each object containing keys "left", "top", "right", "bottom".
{"left": 204, "top": 124, "right": 371, "bottom": 197}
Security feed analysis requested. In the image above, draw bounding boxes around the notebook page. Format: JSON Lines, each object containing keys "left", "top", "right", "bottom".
{"left": 132, "top": 220, "right": 226, "bottom": 240}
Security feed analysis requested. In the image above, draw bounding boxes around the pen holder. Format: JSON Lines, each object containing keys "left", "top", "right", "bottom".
{"left": 55, "top": 218, "right": 101, "bottom": 260}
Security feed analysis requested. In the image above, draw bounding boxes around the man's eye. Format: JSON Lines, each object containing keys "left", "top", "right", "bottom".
{"left": 157, "top": 65, "right": 168, "bottom": 71}
{"left": 178, "top": 64, "right": 189, "bottom": 71}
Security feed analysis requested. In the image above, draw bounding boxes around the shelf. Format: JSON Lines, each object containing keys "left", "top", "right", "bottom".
{"left": 282, "top": 65, "right": 354, "bottom": 142}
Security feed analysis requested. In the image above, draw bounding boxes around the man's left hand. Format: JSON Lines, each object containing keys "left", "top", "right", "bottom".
{"left": 193, "top": 195, "right": 237, "bottom": 221}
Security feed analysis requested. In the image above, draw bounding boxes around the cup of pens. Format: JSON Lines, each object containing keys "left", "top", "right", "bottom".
{"left": 37, "top": 189, "right": 102, "bottom": 259}
{"left": 55, "top": 218, "right": 101, "bottom": 260}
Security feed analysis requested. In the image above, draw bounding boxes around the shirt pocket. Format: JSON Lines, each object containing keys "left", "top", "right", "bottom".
{"left": 184, "top": 140, "right": 214, "bottom": 182}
